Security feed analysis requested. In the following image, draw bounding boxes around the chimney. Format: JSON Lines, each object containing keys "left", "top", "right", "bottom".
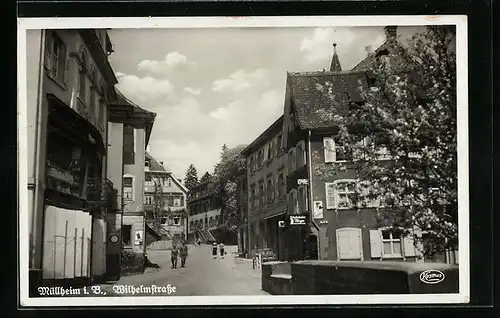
{"left": 384, "top": 26, "right": 397, "bottom": 41}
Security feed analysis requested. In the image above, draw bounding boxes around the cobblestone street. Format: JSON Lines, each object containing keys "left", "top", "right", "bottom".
{"left": 91, "top": 245, "right": 267, "bottom": 297}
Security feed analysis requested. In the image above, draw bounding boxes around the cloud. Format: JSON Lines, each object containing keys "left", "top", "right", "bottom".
{"left": 212, "top": 68, "right": 270, "bottom": 93}
{"left": 183, "top": 87, "right": 202, "bottom": 95}
{"left": 137, "top": 52, "right": 196, "bottom": 76}
{"left": 300, "top": 27, "right": 386, "bottom": 69}
{"left": 115, "top": 73, "right": 175, "bottom": 102}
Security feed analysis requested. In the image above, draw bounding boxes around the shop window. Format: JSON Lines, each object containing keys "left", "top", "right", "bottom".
{"left": 123, "top": 176, "right": 134, "bottom": 201}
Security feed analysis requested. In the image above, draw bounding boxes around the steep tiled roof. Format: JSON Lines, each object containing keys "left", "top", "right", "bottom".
{"left": 351, "top": 39, "right": 408, "bottom": 72}
{"left": 287, "top": 70, "right": 369, "bottom": 130}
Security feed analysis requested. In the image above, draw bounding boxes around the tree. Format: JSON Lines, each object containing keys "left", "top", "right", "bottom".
{"left": 316, "top": 26, "right": 457, "bottom": 257}
{"left": 200, "top": 171, "right": 212, "bottom": 183}
{"left": 211, "top": 144, "right": 247, "bottom": 233}
{"left": 184, "top": 164, "right": 199, "bottom": 191}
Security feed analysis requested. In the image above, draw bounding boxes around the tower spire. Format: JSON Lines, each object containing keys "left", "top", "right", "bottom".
{"left": 330, "top": 43, "right": 342, "bottom": 72}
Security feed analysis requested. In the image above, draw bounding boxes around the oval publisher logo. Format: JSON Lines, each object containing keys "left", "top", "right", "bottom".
{"left": 419, "top": 270, "right": 445, "bottom": 284}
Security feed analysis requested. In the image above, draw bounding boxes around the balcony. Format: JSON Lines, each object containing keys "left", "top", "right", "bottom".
{"left": 86, "top": 178, "right": 116, "bottom": 209}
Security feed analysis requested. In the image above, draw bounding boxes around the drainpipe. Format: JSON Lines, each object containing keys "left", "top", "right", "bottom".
{"left": 307, "top": 130, "right": 321, "bottom": 260}
{"left": 30, "top": 29, "right": 46, "bottom": 272}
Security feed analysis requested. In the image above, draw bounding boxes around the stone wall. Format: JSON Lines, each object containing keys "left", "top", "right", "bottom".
{"left": 262, "top": 260, "right": 459, "bottom": 295}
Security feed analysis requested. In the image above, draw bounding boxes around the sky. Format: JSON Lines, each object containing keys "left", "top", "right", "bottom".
{"left": 108, "top": 26, "right": 420, "bottom": 180}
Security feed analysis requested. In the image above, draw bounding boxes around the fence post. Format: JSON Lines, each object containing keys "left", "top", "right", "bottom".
{"left": 53, "top": 234, "right": 56, "bottom": 279}
{"left": 73, "top": 228, "right": 77, "bottom": 277}
{"left": 81, "top": 229, "right": 85, "bottom": 277}
{"left": 63, "top": 221, "right": 68, "bottom": 278}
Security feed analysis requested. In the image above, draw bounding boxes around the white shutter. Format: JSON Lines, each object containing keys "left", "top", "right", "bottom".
{"left": 349, "top": 230, "right": 362, "bottom": 259}
{"left": 337, "top": 230, "right": 350, "bottom": 260}
{"left": 323, "top": 137, "right": 336, "bottom": 163}
{"left": 62, "top": 44, "right": 69, "bottom": 85}
{"left": 370, "top": 229, "right": 382, "bottom": 258}
{"left": 403, "top": 231, "right": 416, "bottom": 257}
{"left": 325, "top": 183, "right": 335, "bottom": 209}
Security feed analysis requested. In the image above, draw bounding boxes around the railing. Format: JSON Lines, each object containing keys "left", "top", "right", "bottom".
{"left": 86, "top": 178, "right": 115, "bottom": 207}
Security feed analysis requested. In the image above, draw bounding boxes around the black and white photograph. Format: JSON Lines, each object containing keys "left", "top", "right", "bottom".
{"left": 18, "top": 15, "right": 469, "bottom": 306}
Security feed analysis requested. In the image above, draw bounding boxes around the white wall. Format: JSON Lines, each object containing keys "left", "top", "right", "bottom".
{"left": 42, "top": 205, "right": 92, "bottom": 279}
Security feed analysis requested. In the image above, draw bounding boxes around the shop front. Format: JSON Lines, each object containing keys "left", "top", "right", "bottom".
{"left": 41, "top": 94, "right": 107, "bottom": 286}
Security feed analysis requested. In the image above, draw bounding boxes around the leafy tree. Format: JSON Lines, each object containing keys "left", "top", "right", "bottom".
{"left": 184, "top": 164, "right": 199, "bottom": 191}
{"left": 315, "top": 26, "right": 457, "bottom": 257}
{"left": 211, "top": 144, "right": 247, "bottom": 233}
{"left": 200, "top": 171, "right": 212, "bottom": 183}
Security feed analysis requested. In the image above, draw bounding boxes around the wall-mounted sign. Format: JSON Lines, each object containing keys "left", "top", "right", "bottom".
{"left": 278, "top": 220, "right": 286, "bottom": 228}
{"left": 313, "top": 201, "right": 324, "bottom": 219}
{"left": 134, "top": 230, "right": 144, "bottom": 246}
{"left": 297, "top": 179, "right": 309, "bottom": 185}
{"left": 289, "top": 214, "right": 307, "bottom": 226}
{"left": 109, "top": 234, "right": 119, "bottom": 243}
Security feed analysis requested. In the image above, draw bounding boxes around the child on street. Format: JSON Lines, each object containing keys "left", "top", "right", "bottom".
{"left": 212, "top": 242, "right": 218, "bottom": 259}
{"left": 219, "top": 242, "right": 225, "bottom": 259}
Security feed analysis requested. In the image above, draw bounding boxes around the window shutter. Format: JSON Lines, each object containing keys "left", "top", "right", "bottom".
{"left": 403, "top": 232, "right": 416, "bottom": 257}
{"left": 43, "top": 32, "right": 52, "bottom": 70}
{"left": 337, "top": 230, "right": 351, "bottom": 260}
{"left": 62, "top": 44, "right": 69, "bottom": 85}
{"left": 325, "top": 183, "right": 335, "bottom": 209}
{"left": 323, "top": 137, "right": 336, "bottom": 163}
{"left": 370, "top": 229, "right": 383, "bottom": 258}
{"left": 413, "top": 228, "right": 424, "bottom": 259}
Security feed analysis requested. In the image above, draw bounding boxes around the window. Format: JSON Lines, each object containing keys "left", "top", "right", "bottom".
{"left": 248, "top": 157, "right": 254, "bottom": 174}
{"left": 276, "top": 134, "right": 282, "bottom": 156}
{"left": 122, "top": 224, "right": 132, "bottom": 246}
{"left": 88, "top": 69, "right": 97, "bottom": 121}
{"left": 296, "top": 140, "right": 306, "bottom": 168}
{"left": 250, "top": 184, "right": 256, "bottom": 209}
{"left": 78, "top": 51, "right": 87, "bottom": 102}
{"left": 258, "top": 180, "right": 265, "bottom": 205}
{"left": 288, "top": 189, "right": 299, "bottom": 214}
{"left": 145, "top": 161, "right": 150, "bottom": 168}
{"left": 47, "top": 31, "right": 67, "bottom": 84}
{"left": 336, "top": 228, "right": 363, "bottom": 260}
{"left": 144, "top": 195, "right": 153, "bottom": 205}
{"left": 268, "top": 141, "right": 274, "bottom": 161}
{"left": 325, "top": 180, "right": 356, "bottom": 209}
{"left": 381, "top": 230, "right": 402, "bottom": 257}
{"left": 323, "top": 136, "right": 351, "bottom": 162}
{"left": 277, "top": 172, "right": 285, "bottom": 198}
{"left": 123, "top": 176, "right": 134, "bottom": 201}
{"left": 288, "top": 148, "right": 296, "bottom": 174}
{"left": 288, "top": 112, "right": 295, "bottom": 132}
{"left": 258, "top": 149, "right": 264, "bottom": 168}
{"left": 165, "top": 178, "right": 172, "bottom": 187}
{"left": 123, "top": 125, "right": 135, "bottom": 165}
{"left": 356, "top": 181, "right": 381, "bottom": 208}
{"left": 298, "top": 186, "right": 308, "bottom": 213}
{"left": 266, "top": 176, "right": 274, "bottom": 203}
{"left": 173, "top": 216, "right": 180, "bottom": 225}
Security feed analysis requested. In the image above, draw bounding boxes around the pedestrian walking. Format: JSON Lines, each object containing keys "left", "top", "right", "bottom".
{"left": 212, "top": 242, "right": 218, "bottom": 259}
{"left": 219, "top": 242, "right": 225, "bottom": 259}
{"left": 171, "top": 244, "right": 179, "bottom": 269}
{"left": 179, "top": 242, "right": 188, "bottom": 267}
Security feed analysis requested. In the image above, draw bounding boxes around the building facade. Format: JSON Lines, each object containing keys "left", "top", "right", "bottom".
{"left": 279, "top": 26, "right": 430, "bottom": 262}
{"left": 109, "top": 89, "right": 156, "bottom": 273}
{"left": 236, "top": 174, "right": 249, "bottom": 256}
{"left": 144, "top": 152, "right": 188, "bottom": 245}
{"left": 187, "top": 181, "right": 221, "bottom": 243}
{"left": 27, "top": 29, "right": 118, "bottom": 292}
{"left": 241, "top": 116, "right": 288, "bottom": 260}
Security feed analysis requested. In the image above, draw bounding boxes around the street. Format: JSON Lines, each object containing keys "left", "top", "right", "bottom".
{"left": 95, "top": 244, "right": 267, "bottom": 296}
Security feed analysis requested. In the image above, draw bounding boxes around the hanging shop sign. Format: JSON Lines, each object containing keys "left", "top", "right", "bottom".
{"left": 313, "top": 201, "right": 324, "bottom": 219}
{"left": 134, "top": 230, "right": 144, "bottom": 246}
{"left": 297, "top": 179, "right": 309, "bottom": 185}
{"left": 289, "top": 214, "right": 308, "bottom": 226}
